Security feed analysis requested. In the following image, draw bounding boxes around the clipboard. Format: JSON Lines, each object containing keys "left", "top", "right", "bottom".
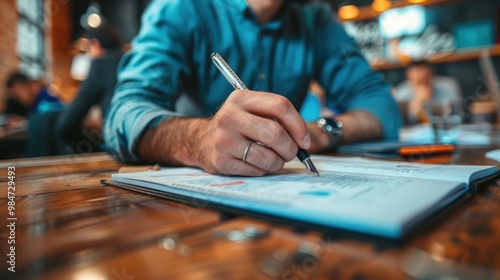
{"left": 102, "top": 158, "right": 499, "bottom": 241}
{"left": 100, "top": 178, "right": 483, "bottom": 244}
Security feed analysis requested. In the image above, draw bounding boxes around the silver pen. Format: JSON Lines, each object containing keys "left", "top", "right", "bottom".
{"left": 211, "top": 52, "right": 319, "bottom": 176}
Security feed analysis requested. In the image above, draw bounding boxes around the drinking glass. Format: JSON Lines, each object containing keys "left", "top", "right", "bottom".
{"left": 427, "top": 100, "right": 462, "bottom": 144}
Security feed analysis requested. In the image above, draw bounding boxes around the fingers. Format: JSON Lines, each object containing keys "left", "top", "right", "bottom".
{"left": 213, "top": 157, "right": 268, "bottom": 177}
{"left": 415, "top": 86, "right": 432, "bottom": 102}
{"left": 229, "top": 160, "right": 267, "bottom": 177}
{"left": 197, "top": 122, "right": 283, "bottom": 176}
{"left": 196, "top": 145, "right": 265, "bottom": 176}
{"left": 208, "top": 122, "right": 287, "bottom": 173}
{"left": 227, "top": 90, "right": 311, "bottom": 150}
{"left": 237, "top": 115, "right": 298, "bottom": 162}
{"left": 198, "top": 89, "right": 309, "bottom": 176}
{"left": 239, "top": 141, "right": 285, "bottom": 172}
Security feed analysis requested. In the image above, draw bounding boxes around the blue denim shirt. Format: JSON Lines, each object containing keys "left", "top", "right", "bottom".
{"left": 104, "top": 0, "right": 402, "bottom": 163}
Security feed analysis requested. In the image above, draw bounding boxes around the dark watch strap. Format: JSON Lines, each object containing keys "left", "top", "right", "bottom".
{"left": 317, "top": 117, "right": 343, "bottom": 150}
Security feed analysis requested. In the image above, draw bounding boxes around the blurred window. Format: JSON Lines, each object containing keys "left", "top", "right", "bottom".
{"left": 379, "top": 5, "right": 426, "bottom": 39}
{"left": 17, "top": 0, "right": 44, "bottom": 78}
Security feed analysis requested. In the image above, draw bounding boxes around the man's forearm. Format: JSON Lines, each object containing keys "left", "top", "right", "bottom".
{"left": 137, "top": 117, "right": 209, "bottom": 167}
{"left": 336, "top": 110, "right": 383, "bottom": 143}
{"left": 308, "top": 110, "right": 383, "bottom": 153}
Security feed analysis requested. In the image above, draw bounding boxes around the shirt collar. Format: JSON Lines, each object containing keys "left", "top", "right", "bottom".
{"left": 236, "top": 0, "right": 287, "bottom": 30}
{"left": 235, "top": 0, "right": 249, "bottom": 14}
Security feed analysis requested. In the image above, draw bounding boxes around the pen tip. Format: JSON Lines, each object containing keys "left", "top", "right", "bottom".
{"left": 211, "top": 53, "right": 217, "bottom": 58}
{"left": 311, "top": 166, "right": 320, "bottom": 177}
{"left": 302, "top": 158, "right": 320, "bottom": 176}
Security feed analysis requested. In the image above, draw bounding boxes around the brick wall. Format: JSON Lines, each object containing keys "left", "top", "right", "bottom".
{"left": 0, "top": 0, "right": 18, "bottom": 112}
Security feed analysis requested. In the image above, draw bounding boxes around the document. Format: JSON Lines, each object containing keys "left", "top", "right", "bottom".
{"left": 111, "top": 156, "right": 498, "bottom": 239}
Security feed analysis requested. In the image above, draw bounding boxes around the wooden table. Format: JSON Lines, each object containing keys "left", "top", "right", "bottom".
{"left": 1, "top": 148, "right": 500, "bottom": 280}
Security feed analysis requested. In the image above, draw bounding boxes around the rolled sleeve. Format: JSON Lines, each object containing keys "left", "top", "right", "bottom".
{"left": 315, "top": 13, "right": 401, "bottom": 140}
{"left": 103, "top": 88, "right": 172, "bottom": 162}
{"left": 103, "top": 0, "right": 195, "bottom": 162}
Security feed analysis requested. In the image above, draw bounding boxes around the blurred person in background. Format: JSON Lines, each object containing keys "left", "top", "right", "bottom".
{"left": 394, "top": 61, "right": 462, "bottom": 124}
{"left": 3, "top": 72, "right": 65, "bottom": 157}
{"left": 55, "top": 24, "right": 124, "bottom": 154}
{"left": 2, "top": 73, "right": 64, "bottom": 129}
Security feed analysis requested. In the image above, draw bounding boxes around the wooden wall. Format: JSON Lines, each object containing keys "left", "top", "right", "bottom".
{"left": 47, "top": 0, "right": 78, "bottom": 102}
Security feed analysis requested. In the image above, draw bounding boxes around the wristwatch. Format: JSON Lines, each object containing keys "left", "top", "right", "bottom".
{"left": 317, "top": 117, "right": 343, "bottom": 150}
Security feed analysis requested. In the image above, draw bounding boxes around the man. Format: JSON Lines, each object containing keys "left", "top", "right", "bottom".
{"left": 394, "top": 61, "right": 462, "bottom": 124}
{"left": 3, "top": 72, "right": 64, "bottom": 129}
{"left": 2, "top": 74, "right": 30, "bottom": 118}
{"left": 4, "top": 73, "right": 63, "bottom": 115}
{"left": 55, "top": 24, "right": 123, "bottom": 154}
{"left": 3, "top": 72, "right": 65, "bottom": 157}
{"left": 104, "top": 0, "right": 402, "bottom": 176}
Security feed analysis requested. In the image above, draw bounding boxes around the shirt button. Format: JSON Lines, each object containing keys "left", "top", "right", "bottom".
{"left": 258, "top": 72, "right": 266, "bottom": 81}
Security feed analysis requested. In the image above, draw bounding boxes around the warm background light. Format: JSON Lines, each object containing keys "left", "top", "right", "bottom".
{"left": 372, "top": 0, "right": 392, "bottom": 13}
{"left": 408, "top": 0, "right": 428, "bottom": 3}
{"left": 87, "top": 13, "right": 102, "bottom": 28}
{"left": 338, "top": 5, "right": 360, "bottom": 20}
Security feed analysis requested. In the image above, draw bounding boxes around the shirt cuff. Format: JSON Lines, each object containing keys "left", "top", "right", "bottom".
{"left": 104, "top": 104, "right": 171, "bottom": 163}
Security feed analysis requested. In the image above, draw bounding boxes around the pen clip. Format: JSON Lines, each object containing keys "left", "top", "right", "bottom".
{"left": 211, "top": 53, "right": 248, "bottom": 90}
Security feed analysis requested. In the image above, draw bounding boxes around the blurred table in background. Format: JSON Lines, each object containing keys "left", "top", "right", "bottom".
{"left": 1, "top": 143, "right": 500, "bottom": 279}
{"left": 0, "top": 127, "right": 27, "bottom": 160}
{"left": 400, "top": 123, "right": 496, "bottom": 147}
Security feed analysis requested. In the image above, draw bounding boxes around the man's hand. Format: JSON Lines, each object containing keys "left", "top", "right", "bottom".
{"left": 414, "top": 85, "right": 432, "bottom": 104}
{"left": 409, "top": 85, "right": 433, "bottom": 122}
{"left": 137, "top": 90, "right": 310, "bottom": 176}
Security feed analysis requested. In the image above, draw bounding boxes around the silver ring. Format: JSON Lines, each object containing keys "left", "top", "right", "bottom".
{"left": 242, "top": 141, "right": 255, "bottom": 162}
